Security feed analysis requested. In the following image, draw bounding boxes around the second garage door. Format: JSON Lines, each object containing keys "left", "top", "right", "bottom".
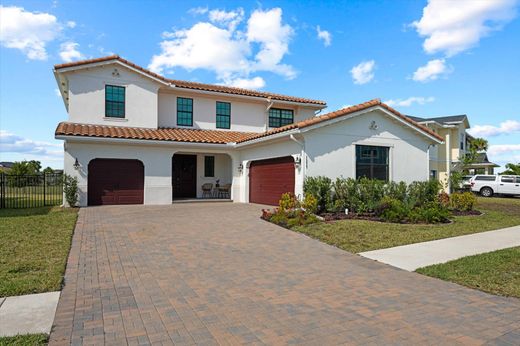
{"left": 249, "top": 156, "right": 295, "bottom": 205}
{"left": 88, "top": 159, "right": 144, "bottom": 206}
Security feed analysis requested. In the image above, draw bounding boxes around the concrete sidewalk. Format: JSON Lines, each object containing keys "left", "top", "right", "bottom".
{"left": 360, "top": 225, "right": 520, "bottom": 271}
{"left": 0, "top": 292, "right": 60, "bottom": 337}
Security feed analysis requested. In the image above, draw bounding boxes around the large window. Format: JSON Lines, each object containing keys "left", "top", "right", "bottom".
{"left": 269, "top": 108, "right": 294, "bottom": 128}
{"left": 356, "top": 145, "right": 389, "bottom": 181}
{"left": 204, "top": 156, "right": 215, "bottom": 177}
{"left": 177, "top": 97, "right": 193, "bottom": 126}
{"left": 105, "top": 85, "right": 125, "bottom": 118}
{"left": 216, "top": 102, "right": 231, "bottom": 129}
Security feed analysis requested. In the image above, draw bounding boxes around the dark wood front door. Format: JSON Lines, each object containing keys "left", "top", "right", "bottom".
{"left": 88, "top": 159, "right": 144, "bottom": 206}
{"left": 172, "top": 154, "right": 197, "bottom": 199}
{"left": 249, "top": 156, "right": 295, "bottom": 205}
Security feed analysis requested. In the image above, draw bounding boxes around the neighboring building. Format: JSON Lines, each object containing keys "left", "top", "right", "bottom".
{"left": 54, "top": 55, "right": 443, "bottom": 206}
{"left": 0, "top": 162, "right": 14, "bottom": 172}
{"left": 463, "top": 152, "right": 499, "bottom": 175}
{"left": 409, "top": 115, "right": 498, "bottom": 191}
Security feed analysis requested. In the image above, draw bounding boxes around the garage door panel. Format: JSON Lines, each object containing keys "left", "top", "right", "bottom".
{"left": 88, "top": 159, "right": 144, "bottom": 206}
{"left": 249, "top": 156, "right": 295, "bottom": 206}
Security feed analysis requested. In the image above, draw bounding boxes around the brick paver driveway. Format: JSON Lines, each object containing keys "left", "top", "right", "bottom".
{"left": 50, "top": 203, "right": 520, "bottom": 345}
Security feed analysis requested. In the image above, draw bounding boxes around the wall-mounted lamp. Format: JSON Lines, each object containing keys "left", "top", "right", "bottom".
{"left": 73, "top": 158, "right": 81, "bottom": 170}
{"left": 369, "top": 120, "right": 378, "bottom": 130}
{"left": 294, "top": 156, "right": 301, "bottom": 168}
{"left": 238, "top": 163, "right": 244, "bottom": 174}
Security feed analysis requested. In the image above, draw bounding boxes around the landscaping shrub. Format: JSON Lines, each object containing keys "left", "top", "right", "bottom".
{"left": 437, "top": 192, "right": 450, "bottom": 208}
{"left": 355, "top": 178, "right": 386, "bottom": 213}
{"left": 263, "top": 192, "right": 319, "bottom": 228}
{"left": 409, "top": 203, "right": 450, "bottom": 224}
{"left": 407, "top": 180, "right": 441, "bottom": 207}
{"left": 303, "top": 176, "right": 332, "bottom": 213}
{"left": 378, "top": 196, "right": 410, "bottom": 223}
{"left": 302, "top": 194, "right": 318, "bottom": 214}
{"left": 63, "top": 174, "right": 79, "bottom": 207}
{"left": 450, "top": 192, "right": 477, "bottom": 211}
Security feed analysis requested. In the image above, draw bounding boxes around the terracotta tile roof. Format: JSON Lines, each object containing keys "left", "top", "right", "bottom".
{"left": 236, "top": 99, "right": 444, "bottom": 143}
{"left": 55, "top": 122, "right": 255, "bottom": 144}
{"left": 54, "top": 55, "right": 326, "bottom": 106}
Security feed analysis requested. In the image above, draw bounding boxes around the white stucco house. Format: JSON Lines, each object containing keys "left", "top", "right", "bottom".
{"left": 54, "top": 55, "right": 443, "bottom": 206}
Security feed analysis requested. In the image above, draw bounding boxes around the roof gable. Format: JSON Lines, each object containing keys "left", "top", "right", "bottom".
{"left": 54, "top": 55, "right": 326, "bottom": 106}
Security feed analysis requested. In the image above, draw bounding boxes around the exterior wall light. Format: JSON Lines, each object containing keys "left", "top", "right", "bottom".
{"left": 73, "top": 158, "right": 81, "bottom": 170}
{"left": 294, "top": 156, "right": 301, "bottom": 168}
{"left": 238, "top": 163, "right": 244, "bottom": 174}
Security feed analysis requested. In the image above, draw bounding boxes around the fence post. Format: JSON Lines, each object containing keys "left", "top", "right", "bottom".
{"left": 0, "top": 173, "right": 4, "bottom": 209}
{"left": 43, "top": 174, "right": 46, "bottom": 206}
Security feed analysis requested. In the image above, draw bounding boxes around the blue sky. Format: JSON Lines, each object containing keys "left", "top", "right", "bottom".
{"left": 1, "top": 0, "right": 519, "bottom": 169}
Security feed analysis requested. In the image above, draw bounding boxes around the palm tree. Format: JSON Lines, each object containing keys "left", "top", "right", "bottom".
{"left": 501, "top": 163, "right": 520, "bottom": 175}
{"left": 470, "top": 137, "right": 488, "bottom": 153}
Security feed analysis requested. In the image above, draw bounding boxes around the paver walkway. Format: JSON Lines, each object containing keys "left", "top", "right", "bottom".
{"left": 50, "top": 203, "right": 520, "bottom": 345}
{"left": 0, "top": 292, "right": 60, "bottom": 337}
{"left": 360, "top": 225, "right": 520, "bottom": 271}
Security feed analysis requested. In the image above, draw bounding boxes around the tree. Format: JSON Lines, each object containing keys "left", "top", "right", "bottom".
{"left": 501, "top": 163, "right": 520, "bottom": 175}
{"left": 9, "top": 161, "right": 40, "bottom": 175}
{"left": 43, "top": 167, "right": 55, "bottom": 175}
{"left": 469, "top": 137, "right": 488, "bottom": 153}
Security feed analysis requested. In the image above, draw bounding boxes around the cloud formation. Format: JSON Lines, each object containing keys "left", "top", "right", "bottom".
{"left": 148, "top": 7, "right": 295, "bottom": 89}
{"left": 412, "top": 0, "right": 518, "bottom": 57}
{"left": 385, "top": 96, "right": 435, "bottom": 107}
{"left": 468, "top": 120, "right": 520, "bottom": 137}
{"left": 316, "top": 26, "right": 332, "bottom": 46}
{"left": 412, "top": 59, "right": 451, "bottom": 82}
{"left": 0, "top": 5, "right": 61, "bottom": 60}
{"left": 0, "top": 130, "right": 62, "bottom": 157}
{"left": 59, "top": 41, "right": 84, "bottom": 62}
{"left": 350, "top": 60, "right": 375, "bottom": 85}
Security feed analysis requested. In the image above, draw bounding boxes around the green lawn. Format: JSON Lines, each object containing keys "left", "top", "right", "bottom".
{"left": 0, "top": 207, "right": 78, "bottom": 297}
{"left": 0, "top": 334, "right": 48, "bottom": 346}
{"left": 292, "top": 197, "right": 520, "bottom": 253}
{"left": 417, "top": 247, "right": 520, "bottom": 299}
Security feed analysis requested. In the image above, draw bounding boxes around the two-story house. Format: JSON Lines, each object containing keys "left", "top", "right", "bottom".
{"left": 54, "top": 55, "right": 443, "bottom": 206}
{"left": 408, "top": 115, "right": 498, "bottom": 191}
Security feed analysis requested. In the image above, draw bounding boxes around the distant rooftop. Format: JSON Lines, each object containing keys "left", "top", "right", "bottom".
{"left": 408, "top": 115, "right": 467, "bottom": 125}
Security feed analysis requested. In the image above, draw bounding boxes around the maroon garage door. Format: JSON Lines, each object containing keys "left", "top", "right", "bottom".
{"left": 88, "top": 159, "right": 144, "bottom": 206}
{"left": 249, "top": 156, "right": 295, "bottom": 205}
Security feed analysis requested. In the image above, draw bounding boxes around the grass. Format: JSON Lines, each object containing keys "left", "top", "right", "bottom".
{"left": 0, "top": 207, "right": 78, "bottom": 297}
{"left": 292, "top": 197, "right": 520, "bottom": 253}
{"left": 0, "top": 334, "right": 48, "bottom": 346}
{"left": 416, "top": 247, "right": 520, "bottom": 298}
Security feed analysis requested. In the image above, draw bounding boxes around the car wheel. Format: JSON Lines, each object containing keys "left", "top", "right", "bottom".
{"left": 480, "top": 187, "right": 493, "bottom": 197}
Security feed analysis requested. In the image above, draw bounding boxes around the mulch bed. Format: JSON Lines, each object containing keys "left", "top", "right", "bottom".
{"left": 451, "top": 210, "right": 482, "bottom": 216}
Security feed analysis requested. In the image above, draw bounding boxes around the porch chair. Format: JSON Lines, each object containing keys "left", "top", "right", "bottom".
{"left": 201, "top": 183, "right": 213, "bottom": 198}
{"left": 218, "top": 184, "right": 232, "bottom": 199}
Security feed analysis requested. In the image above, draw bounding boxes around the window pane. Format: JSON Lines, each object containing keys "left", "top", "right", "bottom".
{"left": 356, "top": 145, "right": 389, "bottom": 181}
{"left": 204, "top": 156, "right": 215, "bottom": 177}
{"left": 501, "top": 176, "right": 515, "bottom": 183}
{"left": 177, "top": 97, "right": 193, "bottom": 126}
{"left": 268, "top": 108, "right": 293, "bottom": 128}
{"left": 105, "top": 85, "right": 125, "bottom": 118}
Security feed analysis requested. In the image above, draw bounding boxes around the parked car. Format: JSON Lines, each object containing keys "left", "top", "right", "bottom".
{"left": 470, "top": 175, "right": 520, "bottom": 197}
{"left": 460, "top": 175, "right": 474, "bottom": 190}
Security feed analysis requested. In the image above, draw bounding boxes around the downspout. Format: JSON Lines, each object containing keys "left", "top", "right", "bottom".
{"left": 264, "top": 97, "right": 274, "bottom": 132}
{"left": 290, "top": 134, "right": 306, "bottom": 199}
{"left": 445, "top": 132, "right": 451, "bottom": 193}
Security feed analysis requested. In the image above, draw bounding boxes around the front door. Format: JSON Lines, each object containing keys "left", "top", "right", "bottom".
{"left": 172, "top": 154, "right": 197, "bottom": 198}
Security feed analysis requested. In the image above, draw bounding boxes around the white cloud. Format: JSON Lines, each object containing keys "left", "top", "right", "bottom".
{"left": 468, "top": 120, "right": 520, "bottom": 137}
{"left": 412, "top": 0, "right": 518, "bottom": 56}
{"left": 208, "top": 8, "right": 244, "bottom": 31}
{"left": 385, "top": 96, "right": 435, "bottom": 107}
{"left": 488, "top": 144, "right": 520, "bottom": 156}
{"left": 316, "top": 26, "right": 332, "bottom": 46}
{"left": 66, "top": 20, "right": 76, "bottom": 28}
{"left": 0, "top": 130, "right": 61, "bottom": 157}
{"left": 188, "top": 7, "right": 208, "bottom": 15}
{"left": 350, "top": 60, "right": 375, "bottom": 85}
{"left": 148, "top": 7, "right": 295, "bottom": 88}
{"left": 222, "top": 76, "right": 265, "bottom": 89}
{"left": 0, "top": 6, "right": 61, "bottom": 60}
{"left": 412, "top": 58, "right": 451, "bottom": 82}
{"left": 59, "top": 41, "right": 84, "bottom": 62}
{"left": 54, "top": 88, "right": 61, "bottom": 96}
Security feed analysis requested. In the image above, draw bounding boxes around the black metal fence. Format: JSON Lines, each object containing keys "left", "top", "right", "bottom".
{"left": 0, "top": 173, "right": 63, "bottom": 209}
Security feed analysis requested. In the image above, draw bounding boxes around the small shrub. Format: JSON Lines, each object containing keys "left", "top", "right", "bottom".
{"left": 450, "top": 192, "right": 477, "bottom": 211}
{"left": 378, "top": 196, "right": 410, "bottom": 223}
{"left": 302, "top": 194, "right": 318, "bottom": 214}
{"left": 409, "top": 203, "right": 450, "bottom": 224}
{"left": 279, "top": 192, "right": 299, "bottom": 212}
{"left": 63, "top": 174, "right": 79, "bottom": 207}
{"left": 437, "top": 192, "right": 450, "bottom": 208}
{"left": 407, "top": 180, "right": 441, "bottom": 207}
{"left": 304, "top": 176, "right": 332, "bottom": 213}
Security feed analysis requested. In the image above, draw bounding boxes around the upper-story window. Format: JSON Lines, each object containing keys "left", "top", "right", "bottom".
{"left": 269, "top": 108, "right": 294, "bottom": 128}
{"left": 105, "top": 85, "right": 125, "bottom": 118}
{"left": 177, "top": 97, "right": 193, "bottom": 126}
{"left": 460, "top": 133, "right": 465, "bottom": 150}
{"left": 216, "top": 102, "right": 231, "bottom": 129}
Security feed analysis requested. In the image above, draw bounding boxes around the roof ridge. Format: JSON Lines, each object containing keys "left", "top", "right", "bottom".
{"left": 54, "top": 55, "right": 326, "bottom": 105}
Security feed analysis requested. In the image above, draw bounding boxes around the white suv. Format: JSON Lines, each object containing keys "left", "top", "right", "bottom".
{"left": 470, "top": 175, "right": 520, "bottom": 197}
